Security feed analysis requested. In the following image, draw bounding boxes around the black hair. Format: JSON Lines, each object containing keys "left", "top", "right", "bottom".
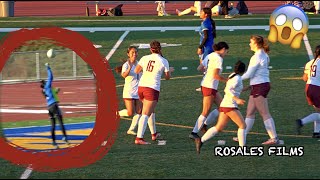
{"left": 40, "top": 80, "right": 47, "bottom": 97}
{"left": 229, "top": 60, "right": 246, "bottom": 79}
{"left": 315, "top": 45, "right": 320, "bottom": 59}
{"left": 114, "top": 46, "right": 138, "bottom": 74}
{"left": 40, "top": 80, "right": 45, "bottom": 88}
{"left": 203, "top": 7, "right": 216, "bottom": 38}
{"left": 310, "top": 45, "right": 320, "bottom": 68}
{"left": 213, "top": 41, "right": 229, "bottom": 51}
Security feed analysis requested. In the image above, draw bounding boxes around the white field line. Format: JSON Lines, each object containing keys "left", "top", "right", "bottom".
{"left": 1, "top": 25, "right": 320, "bottom": 32}
{"left": 105, "top": 30, "right": 130, "bottom": 60}
{"left": 3, "top": 121, "right": 94, "bottom": 130}
{"left": 303, "top": 34, "right": 314, "bottom": 61}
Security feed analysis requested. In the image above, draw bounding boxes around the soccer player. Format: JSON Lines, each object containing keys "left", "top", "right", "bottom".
{"left": 176, "top": 1, "right": 202, "bottom": 16}
{"left": 189, "top": 42, "right": 229, "bottom": 140}
{"left": 41, "top": 63, "right": 69, "bottom": 149}
{"left": 156, "top": 1, "right": 170, "bottom": 16}
{"left": 195, "top": 7, "right": 217, "bottom": 92}
{"left": 115, "top": 46, "right": 143, "bottom": 136}
{"left": 195, "top": 61, "right": 247, "bottom": 154}
{"left": 197, "top": 7, "right": 216, "bottom": 65}
{"left": 134, "top": 40, "right": 174, "bottom": 145}
{"left": 238, "top": 35, "right": 280, "bottom": 145}
{"left": 296, "top": 45, "right": 320, "bottom": 138}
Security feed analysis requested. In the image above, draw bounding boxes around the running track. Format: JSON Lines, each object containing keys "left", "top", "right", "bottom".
{"left": 13, "top": 1, "right": 283, "bottom": 17}
{"left": 0, "top": 79, "right": 97, "bottom": 122}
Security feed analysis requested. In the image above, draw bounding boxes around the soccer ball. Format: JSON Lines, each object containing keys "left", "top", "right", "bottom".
{"left": 47, "top": 48, "right": 56, "bottom": 58}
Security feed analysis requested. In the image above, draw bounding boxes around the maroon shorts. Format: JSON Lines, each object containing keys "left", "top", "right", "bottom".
{"left": 138, "top": 87, "right": 160, "bottom": 102}
{"left": 305, "top": 84, "right": 320, "bottom": 108}
{"left": 201, "top": 86, "right": 218, "bottom": 97}
{"left": 219, "top": 107, "right": 239, "bottom": 114}
{"left": 250, "top": 82, "right": 270, "bottom": 98}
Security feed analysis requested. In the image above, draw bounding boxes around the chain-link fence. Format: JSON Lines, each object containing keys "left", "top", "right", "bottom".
{"left": 1, "top": 50, "right": 93, "bottom": 84}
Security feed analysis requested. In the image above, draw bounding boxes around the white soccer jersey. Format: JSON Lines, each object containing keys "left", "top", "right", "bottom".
{"left": 220, "top": 73, "right": 243, "bottom": 108}
{"left": 242, "top": 49, "right": 270, "bottom": 85}
{"left": 201, "top": 52, "right": 223, "bottom": 90}
{"left": 122, "top": 61, "right": 141, "bottom": 99}
{"left": 304, "top": 58, "right": 320, "bottom": 86}
{"left": 138, "top": 53, "right": 170, "bottom": 91}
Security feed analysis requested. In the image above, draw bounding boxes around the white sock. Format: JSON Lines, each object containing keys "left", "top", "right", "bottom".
{"left": 118, "top": 109, "right": 128, "bottom": 117}
{"left": 313, "top": 113, "right": 320, "bottom": 133}
{"left": 314, "top": 120, "right": 320, "bottom": 133}
{"left": 136, "top": 115, "right": 149, "bottom": 138}
{"left": 148, "top": 113, "right": 156, "bottom": 134}
{"left": 128, "top": 114, "right": 141, "bottom": 131}
{"left": 263, "top": 118, "right": 278, "bottom": 139}
{"left": 301, "top": 113, "right": 320, "bottom": 125}
{"left": 204, "top": 109, "right": 219, "bottom": 126}
{"left": 201, "top": 126, "right": 218, "bottom": 143}
{"left": 245, "top": 118, "right": 255, "bottom": 135}
{"left": 237, "top": 128, "right": 246, "bottom": 147}
{"left": 180, "top": 8, "right": 191, "bottom": 15}
{"left": 192, "top": 115, "right": 206, "bottom": 133}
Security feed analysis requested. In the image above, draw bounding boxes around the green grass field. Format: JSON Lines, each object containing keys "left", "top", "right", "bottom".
{"left": 1, "top": 15, "right": 320, "bottom": 179}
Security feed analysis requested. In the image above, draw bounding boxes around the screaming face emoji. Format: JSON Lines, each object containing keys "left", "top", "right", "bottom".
{"left": 268, "top": 4, "right": 309, "bottom": 49}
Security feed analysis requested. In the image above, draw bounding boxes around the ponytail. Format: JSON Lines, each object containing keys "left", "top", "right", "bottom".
{"left": 251, "top": 35, "right": 270, "bottom": 54}
{"left": 229, "top": 60, "right": 246, "bottom": 79}
{"left": 150, "top": 40, "right": 162, "bottom": 54}
{"left": 203, "top": 7, "right": 216, "bottom": 38}
{"left": 315, "top": 45, "right": 320, "bottom": 59}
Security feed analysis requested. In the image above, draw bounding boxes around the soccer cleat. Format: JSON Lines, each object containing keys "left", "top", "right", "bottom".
{"left": 52, "top": 142, "right": 59, "bottom": 149}
{"left": 135, "top": 138, "right": 151, "bottom": 145}
{"left": 232, "top": 137, "right": 239, "bottom": 142}
{"left": 261, "top": 138, "right": 279, "bottom": 145}
{"left": 296, "top": 119, "right": 303, "bottom": 135}
{"left": 127, "top": 130, "right": 137, "bottom": 136}
{"left": 62, "top": 136, "right": 70, "bottom": 145}
{"left": 152, "top": 132, "right": 161, "bottom": 141}
{"left": 189, "top": 132, "right": 200, "bottom": 140}
{"left": 312, "top": 132, "right": 320, "bottom": 138}
{"left": 195, "top": 138, "right": 203, "bottom": 154}
{"left": 200, "top": 124, "right": 208, "bottom": 133}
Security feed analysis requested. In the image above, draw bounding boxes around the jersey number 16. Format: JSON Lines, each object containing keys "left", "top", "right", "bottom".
{"left": 146, "top": 60, "right": 155, "bottom": 72}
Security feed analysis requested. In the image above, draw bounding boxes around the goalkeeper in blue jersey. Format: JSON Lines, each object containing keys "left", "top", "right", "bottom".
{"left": 40, "top": 63, "right": 69, "bottom": 149}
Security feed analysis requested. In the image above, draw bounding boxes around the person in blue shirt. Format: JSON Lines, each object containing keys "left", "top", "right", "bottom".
{"left": 195, "top": 7, "right": 217, "bottom": 92}
{"left": 40, "top": 63, "right": 69, "bottom": 149}
{"left": 197, "top": 7, "right": 216, "bottom": 65}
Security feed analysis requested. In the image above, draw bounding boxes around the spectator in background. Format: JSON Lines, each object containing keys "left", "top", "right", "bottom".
{"left": 211, "top": 1, "right": 222, "bottom": 16}
{"left": 156, "top": 1, "right": 170, "bottom": 16}
{"left": 176, "top": 1, "right": 202, "bottom": 16}
{"left": 315, "top": 1, "right": 320, "bottom": 14}
{"left": 285, "top": 1, "right": 303, "bottom": 9}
